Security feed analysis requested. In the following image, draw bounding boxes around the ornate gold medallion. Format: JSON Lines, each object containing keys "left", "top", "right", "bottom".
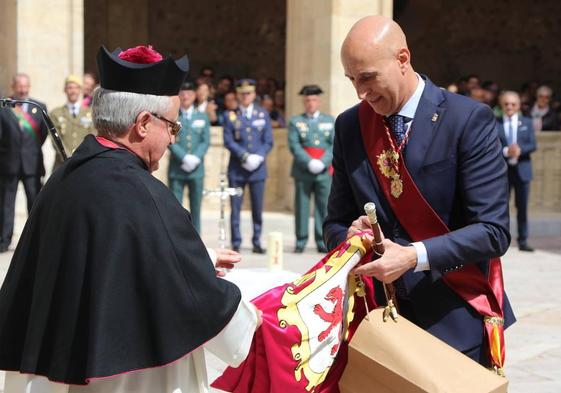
{"left": 390, "top": 178, "right": 403, "bottom": 198}
{"left": 376, "top": 149, "right": 403, "bottom": 198}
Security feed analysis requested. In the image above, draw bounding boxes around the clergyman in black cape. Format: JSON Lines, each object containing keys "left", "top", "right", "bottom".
{"left": 0, "top": 45, "right": 260, "bottom": 392}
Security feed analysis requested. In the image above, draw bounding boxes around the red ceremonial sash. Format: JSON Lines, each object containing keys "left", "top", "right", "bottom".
{"left": 304, "top": 146, "right": 333, "bottom": 176}
{"left": 358, "top": 100, "right": 506, "bottom": 372}
{"left": 12, "top": 106, "right": 41, "bottom": 143}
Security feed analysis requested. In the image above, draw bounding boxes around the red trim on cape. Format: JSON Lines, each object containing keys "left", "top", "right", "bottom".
{"left": 95, "top": 136, "right": 124, "bottom": 149}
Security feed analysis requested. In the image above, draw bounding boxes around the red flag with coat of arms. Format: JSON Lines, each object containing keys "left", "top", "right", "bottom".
{"left": 212, "top": 235, "right": 376, "bottom": 393}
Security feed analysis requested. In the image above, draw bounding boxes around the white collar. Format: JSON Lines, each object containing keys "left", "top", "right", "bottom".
{"left": 241, "top": 103, "right": 254, "bottom": 116}
{"left": 306, "top": 110, "right": 320, "bottom": 120}
{"left": 503, "top": 113, "right": 519, "bottom": 124}
{"left": 396, "top": 73, "right": 425, "bottom": 120}
{"left": 182, "top": 105, "right": 194, "bottom": 117}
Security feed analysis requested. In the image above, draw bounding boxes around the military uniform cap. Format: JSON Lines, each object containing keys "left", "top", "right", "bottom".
{"left": 65, "top": 75, "right": 82, "bottom": 87}
{"left": 180, "top": 80, "right": 196, "bottom": 91}
{"left": 96, "top": 45, "right": 189, "bottom": 96}
{"left": 299, "top": 85, "right": 323, "bottom": 96}
{"left": 235, "top": 78, "right": 256, "bottom": 93}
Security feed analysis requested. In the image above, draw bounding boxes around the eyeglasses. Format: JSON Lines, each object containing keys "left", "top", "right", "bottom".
{"left": 150, "top": 113, "right": 182, "bottom": 136}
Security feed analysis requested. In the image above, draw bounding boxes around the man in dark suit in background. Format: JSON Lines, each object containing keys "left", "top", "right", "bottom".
{"left": 0, "top": 73, "right": 48, "bottom": 252}
{"left": 497, "top": 91, "right": 537, "bottom": 252}
{"left": 324, "top": 16, "right": 514, "bottom": 368}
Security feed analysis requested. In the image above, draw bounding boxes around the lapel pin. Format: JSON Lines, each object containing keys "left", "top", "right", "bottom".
{"left": 431, "top": 113, "right": 439, "bottom": 122}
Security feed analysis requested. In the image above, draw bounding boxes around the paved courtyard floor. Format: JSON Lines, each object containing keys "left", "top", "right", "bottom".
{"left": 1, "top": 205, "right": 560, "bottom": 392}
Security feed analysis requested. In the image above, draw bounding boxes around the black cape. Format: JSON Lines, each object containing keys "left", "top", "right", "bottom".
{"left": 0, "top": 135, "right": 241, "bottom": 384}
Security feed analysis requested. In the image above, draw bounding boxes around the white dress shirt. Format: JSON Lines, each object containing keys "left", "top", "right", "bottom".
{"left": 389, "top": 74, "right": 430, "bottom": 272}
{"left": 181, "top": 105, "right": 194, "bottom": 120}
{"left": 502, "top": 113, "right": 520, "bottom": 165}
{"left": 240, "top": 103, "right": 254, "bottom": 119}
{"left": 67, "top": 102, "right": 81, "bottom": 117}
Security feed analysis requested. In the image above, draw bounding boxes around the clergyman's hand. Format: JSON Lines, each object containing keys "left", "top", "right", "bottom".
{"left": 353, "top": 239, "right": 417, "bottom": 283}
{"left": 214, "top": 248, "right": 242, "bottom": 277}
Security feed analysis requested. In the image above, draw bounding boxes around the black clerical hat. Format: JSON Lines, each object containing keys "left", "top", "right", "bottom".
{"left": 299, "top": 84, "right": 323, "bottom": 96}
{"left": 96, "top": 45, "right": 189, "bottom": 96}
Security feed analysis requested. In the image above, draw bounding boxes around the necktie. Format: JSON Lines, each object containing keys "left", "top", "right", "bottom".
{"left": 506, "top": 118, "right": 513, "bottom": 144}
{"left": 71, "top": 106, "right": 77, "bottom": 118}
{"left": 387, "top": 114, "right": 411, "bottom": 145}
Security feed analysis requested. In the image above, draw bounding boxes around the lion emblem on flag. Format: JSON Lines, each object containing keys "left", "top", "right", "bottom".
{"left": 277, "top": 236, "right": 367, "bottom": 391}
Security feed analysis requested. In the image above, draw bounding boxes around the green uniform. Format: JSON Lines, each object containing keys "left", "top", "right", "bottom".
{"left": 288, "top": 112, "right": 334, "bottom": 251}
{"left": 168, "top": 108, "right": 210, "bottom": 232}
{"left": 50, "top": 105, "right": 95, "bottom": 169}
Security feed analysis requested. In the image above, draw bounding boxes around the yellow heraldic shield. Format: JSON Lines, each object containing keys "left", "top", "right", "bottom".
{"left": 277, "top": 236, "right": 368, "bottom": 391}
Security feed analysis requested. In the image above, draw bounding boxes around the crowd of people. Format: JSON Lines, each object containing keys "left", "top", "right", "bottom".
{"left": 1, "top": 66, "right": 559, "bottom": 256}
{"left": 189, "top": 68, "right": 287, "bottom": 128}
{"left": 447, "top": 74, "right": 561, "bottom": 132}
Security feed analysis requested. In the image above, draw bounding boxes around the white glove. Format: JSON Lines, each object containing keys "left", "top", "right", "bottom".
{"left": 243, "top": 154, "right": 264, "bottom": 172}
{"left": 181, "top": 154, "right": 201, "bottom": 172}
{"left": 307, "top": 159, "right": 325, "bottom": 174}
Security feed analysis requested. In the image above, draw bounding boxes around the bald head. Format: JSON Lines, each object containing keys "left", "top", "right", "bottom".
{"left": 341, "top": 16, "right": 417, "bottom": 116}
{"left": 342, "top": 16, "right": 408, "bottom": 60}
{"left": 500, "top": 91, "right": 521, "bottom": 117}
{"left": 11, "top": 73, "right": 31, "bottom": 100}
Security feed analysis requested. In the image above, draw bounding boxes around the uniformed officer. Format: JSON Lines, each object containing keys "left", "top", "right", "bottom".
{"left": 50, "top": 75, "right": 95, "bottom": 170}
{"left": 288, "top": 85, "right": 334, "bottom": 253}
{"left": 167, "top": 81, "right": 211, "bottom": 233}
{"left": 223, "top": 79, "right": 273, "bottom": 253}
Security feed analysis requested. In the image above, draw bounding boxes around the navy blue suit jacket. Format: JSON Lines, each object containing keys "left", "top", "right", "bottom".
{"left": 0, "top": 99, "right": 48, "bottom": 177}
{"left": 496, "top": 115, "right": 536, "bottom": 183}
{"left": 324, "top": 77, "right": 515, "bottom": 353}
{"left": 223, "top": 104, "right": 273, "bottom": 182}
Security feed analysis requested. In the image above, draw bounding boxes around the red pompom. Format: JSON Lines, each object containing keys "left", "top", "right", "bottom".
{"left": 118, "top": 45, "right": 163, "bottom": 64}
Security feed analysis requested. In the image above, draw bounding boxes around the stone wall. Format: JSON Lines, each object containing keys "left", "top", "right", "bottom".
{"left": 85, "top": 0, "right": 286, "bottom": 80}
{"left": 395, "top": 0, "right": 561, "bottom": 93}
{"left": 531, "top": 133, "right": 561, "bottom": 212}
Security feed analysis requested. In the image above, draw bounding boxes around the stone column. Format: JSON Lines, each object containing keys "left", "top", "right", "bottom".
{"left": 0, "top": 1, "right": 18, "bottom": 98}
{"left": 285, "top": 0, "right": 393, "bottom": 119}
{"left": 283, "top": 0, "right": 392, "bottom": 211}
{"left": 0, "top": 0, "right": 84, "bottom": 108}
{"left": 0, "top": 0, "right": 83, "bottom": 177}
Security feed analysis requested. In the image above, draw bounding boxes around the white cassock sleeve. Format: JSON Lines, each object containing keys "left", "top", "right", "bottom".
{"left": 203, "top": 298, "right": 259, "bottom": 367}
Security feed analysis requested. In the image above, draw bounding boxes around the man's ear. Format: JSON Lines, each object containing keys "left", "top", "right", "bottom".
{"left": 133, "top": 111, "right": 152, "bottom": 139}
{"left": 397, "top": 47, "right": 411, "bottom": 72}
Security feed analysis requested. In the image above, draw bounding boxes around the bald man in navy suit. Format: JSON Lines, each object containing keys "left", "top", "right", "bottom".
{"left": 324, "top": 16, "right": 515, "bottom": 366}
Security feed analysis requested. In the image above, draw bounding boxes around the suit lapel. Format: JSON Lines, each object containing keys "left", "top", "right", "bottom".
{"left": 405, "top": 78, "right": 446, "bottom": 176}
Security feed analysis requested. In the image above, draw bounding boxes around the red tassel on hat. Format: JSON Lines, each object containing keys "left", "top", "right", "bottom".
{"left": 118, "top": 45, "right": 163, "bottom": 64}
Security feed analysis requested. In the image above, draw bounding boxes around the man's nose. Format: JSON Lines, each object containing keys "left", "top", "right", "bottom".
{"left": 356, "top": 85, "right": 369, "bottom": 100}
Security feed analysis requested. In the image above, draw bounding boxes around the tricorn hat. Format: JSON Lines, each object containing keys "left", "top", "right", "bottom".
{"left": 96, "top": 45, "right": 189, "bottom": 96}
{"left": 299, "top": 84, "right": 323, "bottom": 96}
{"left": 180, "top": 80, "right": 196, "bottom": 91}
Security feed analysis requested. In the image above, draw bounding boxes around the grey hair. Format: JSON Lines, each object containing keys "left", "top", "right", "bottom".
{"left": 499, "top": 90, "right": 520, "bottom": 101}
{"left": 536, "top": 85, "right": 553, "bottom": 98}
{"left": 92, "top": 87, "right": 173, "bottom": 137}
